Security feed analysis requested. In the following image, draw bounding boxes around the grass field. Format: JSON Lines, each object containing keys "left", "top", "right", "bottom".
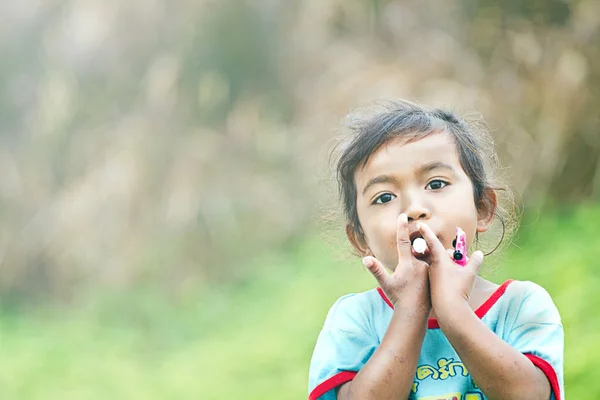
{"left": 1, "top": 204, "right": 599, "bottom": 399}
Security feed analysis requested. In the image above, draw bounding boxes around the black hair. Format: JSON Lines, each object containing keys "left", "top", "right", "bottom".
{"left": 332, "top": 99, "right": 517, "bottom": 257}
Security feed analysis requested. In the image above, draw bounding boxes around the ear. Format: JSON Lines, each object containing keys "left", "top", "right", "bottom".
{"left": 345, "top": 222, "right": 373, "bottom": 257}
{"left": 476, "top": 188, "right": 497, "bottom": 233}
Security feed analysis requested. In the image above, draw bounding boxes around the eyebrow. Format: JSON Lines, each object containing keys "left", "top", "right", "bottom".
{"left": 361, "top": 175, "right": 399, "bottom": 196}
{"left": 418, "top": 161, "right": 455, "bottom": 175}
{"left": 361, "top": 161, "right": 456, "bottom": 195}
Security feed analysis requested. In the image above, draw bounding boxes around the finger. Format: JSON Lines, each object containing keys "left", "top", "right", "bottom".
{"left": 465, "top": 250, "right": 484, "bottom": 275}
{"left": 417, "top": 222, "right": 446, "bottom": 262}
{"left": 362, "top": 256, "right": 391, "bottom": 288}
{"left": 396, "top": 213, "right": 412, "bottom": 266}
{"left": 446, "top": 248, "right": 455, "bottom": 259}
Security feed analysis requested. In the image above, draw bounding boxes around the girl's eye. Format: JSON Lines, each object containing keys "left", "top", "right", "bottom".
{"left": 426, "top": 180, "right": 448, "bottom": 190}
{"left": 373, "top": 193, "right": 396, "bottom": 204}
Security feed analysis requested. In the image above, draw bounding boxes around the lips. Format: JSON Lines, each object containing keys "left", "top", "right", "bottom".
{"left": 408, "top": 227, "right": 450, "bottom": 265}
{"left": 409, "top": 229, "right": 424, "bottom": 244}
{"left": 409, "top": 230, "right": 431, "bottom": 261}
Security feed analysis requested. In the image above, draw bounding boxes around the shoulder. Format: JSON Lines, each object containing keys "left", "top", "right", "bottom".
{"left": 502, "top": 280, "right": 562, "bottom": 327}
{"left": 322, "top": 288, "right": 384, "bottom": 332}
{"left": 504, "top": 280, "right": 554, "bottom": 301}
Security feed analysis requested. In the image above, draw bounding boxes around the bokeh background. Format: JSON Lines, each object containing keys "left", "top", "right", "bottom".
{"left": 1, "top": 0, "right": 599, "bottom": 398}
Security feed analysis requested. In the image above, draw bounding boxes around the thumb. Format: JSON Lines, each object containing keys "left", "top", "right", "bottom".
{"left": 466, "top": 250, "right": 484, "bottom": 275}
{"left": 362, "top": 256, "right": 391, "bottom": 288}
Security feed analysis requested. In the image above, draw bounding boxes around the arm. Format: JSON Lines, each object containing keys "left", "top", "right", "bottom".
{"left": 418, "top": 223, "right": 556, "bottom": 400}
{"left": 339, "top": 213, "right": 431, "bottom": 400}
{"left": 338, "top": 293, "right": 429, "bottom": 400}
{"left": 436, "top": 301, "right": 550, "bottom": 400}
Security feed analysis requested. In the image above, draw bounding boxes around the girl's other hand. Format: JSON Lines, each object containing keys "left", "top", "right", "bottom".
{"left": 417, "top": 222, "right": 484, "bottom": 315}
{"left": 362, "top": 213, "right": 431, "bottom": 311}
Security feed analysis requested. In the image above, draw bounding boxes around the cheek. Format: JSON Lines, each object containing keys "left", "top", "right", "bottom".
{"left": 445, "top": 190, "right": 480, "bottom": 245}
{"left": 461, "top": 208, "right": 480, "bottom": 247}
{"left": 360, "top": 211, "right": 397, "bottom": 254}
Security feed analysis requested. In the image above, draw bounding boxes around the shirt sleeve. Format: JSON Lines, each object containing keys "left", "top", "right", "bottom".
{"left": 308, "top": 293, "right": 379, "bottom": 400}
{"left": 506, "top": 282, "right": 564, "bottom": 400}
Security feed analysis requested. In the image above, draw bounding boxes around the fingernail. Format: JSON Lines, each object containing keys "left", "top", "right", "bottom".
{"left": 416, "top": 222, "right": 422, "bottom": 230}
{"left": 399, "top": 213, "right": 407, "bottom": 221}
{"left": 362, "top": 257, "right": 372, "bottom": 267}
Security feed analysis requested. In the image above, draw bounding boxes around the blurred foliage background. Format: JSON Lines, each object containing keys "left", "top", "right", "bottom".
{"left": 0, "top": 0, "right": 598, "bottom": 399}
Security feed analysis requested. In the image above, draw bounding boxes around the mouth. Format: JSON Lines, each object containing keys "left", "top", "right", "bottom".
{"left": 409, "top": 230, "right": 431, "bottom": 262}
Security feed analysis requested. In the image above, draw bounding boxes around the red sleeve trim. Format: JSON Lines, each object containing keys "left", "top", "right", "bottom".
{"left": 524, "top": 353, "right": 561, "bottom": 400}
{"left": 308, "top": 371, "right": 357, "bottom": 400}
{"left": 377, "top": 280, "right": 515, "bottom": 329}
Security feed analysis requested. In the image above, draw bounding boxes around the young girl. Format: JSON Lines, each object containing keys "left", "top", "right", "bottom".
{"left": 308, "top": 100, "right": 564, "bottom": 400}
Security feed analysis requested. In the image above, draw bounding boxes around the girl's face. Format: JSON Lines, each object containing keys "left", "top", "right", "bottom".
{"left": 349, "top": 131, "right": 495, "bottom": 269}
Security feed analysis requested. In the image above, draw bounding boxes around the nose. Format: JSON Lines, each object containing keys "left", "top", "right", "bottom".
{"left": 403, "top": 191, "right": 431, "bottom": 222}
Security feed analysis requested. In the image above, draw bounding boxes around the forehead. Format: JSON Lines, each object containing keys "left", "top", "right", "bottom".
{"left": 355, "top": 132, "right": 461, "bottom": 182}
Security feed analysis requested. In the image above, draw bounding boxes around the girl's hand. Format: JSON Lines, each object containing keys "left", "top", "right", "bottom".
{"left": 417, "top": 222, "right": 484, "bottom": 315}
{"left": 362, "top": 214, "right": 431, "bottom": 311}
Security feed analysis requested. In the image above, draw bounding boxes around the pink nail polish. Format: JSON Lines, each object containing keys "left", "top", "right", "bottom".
{"left": 453, "top": 227, "right": 468, "bottom": 267}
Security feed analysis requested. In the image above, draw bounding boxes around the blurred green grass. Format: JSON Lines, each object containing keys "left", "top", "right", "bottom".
{"left": 1, "top": 204, "right": 599, "bottom": 399}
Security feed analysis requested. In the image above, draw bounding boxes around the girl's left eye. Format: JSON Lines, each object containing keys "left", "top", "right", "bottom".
{"left": 426, "top": 180, "right": 449, "bottom": 190}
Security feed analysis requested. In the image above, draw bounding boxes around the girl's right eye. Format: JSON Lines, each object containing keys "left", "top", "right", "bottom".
{"left": 373, "top": 193, "right": 396, "bottom": 205}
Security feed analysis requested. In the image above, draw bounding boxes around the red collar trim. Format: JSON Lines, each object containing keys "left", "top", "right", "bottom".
{"left": 377, "top": 279, "right": 514, "bottom": 329}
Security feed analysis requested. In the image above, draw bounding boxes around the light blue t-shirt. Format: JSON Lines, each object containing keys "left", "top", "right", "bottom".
{"left": 308, "top": 280, "right": 564, "bottom": 400}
